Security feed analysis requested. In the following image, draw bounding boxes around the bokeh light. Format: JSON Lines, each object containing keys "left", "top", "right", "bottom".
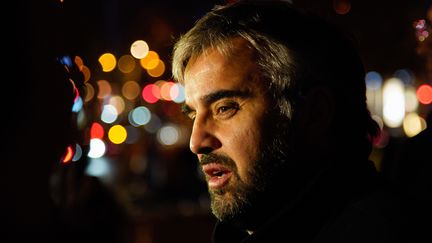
{"left": 62, "top": 145, "right": 74, "bottom": 164}
{"left": 405, "top": 87, "right": 419, "bottom": 112}
{"left": 81, "top": 65, "right": 91, "bottom": 82}
{"left": 157, "top": 124, "right": 180, "bottom": 146}
{"left": 365, "top": 71, "right": 382, "bottom": 90}
{"left": 101, "top": 104, "right": 118, "bottom": 124}
{"left": 87, "top": 138, "right": 106, "bottom": 158}
{"left": 394, "top": 69, "right": 414, "bottom": 85}
{"left": 142, "top": 84, "right": 159, "bottom": 103}
{"left": 109, "top": 96, "right": 126, "bottom": 114}
{"left": 77, "top": 110, "right": 87, "bottom": 130}
{"left": 74, "top": 55, "right": 84, "bottom": 70}
{"left": 129, "top": 106, "right": 151, "bottom": 126}
{"left": 98, "top": 53, "right": 117, "bottom": 72}
{"left": 122, "top": 81, "right": 141, "bottom": 100}
{"left": 97, "top": 80, "right": 112, "bottom": 99}
{"left": 86, "top": 158, "right": 111, "bottom": 177}
{"left": 108, "top": 125, "right": 127, "bottom": 144}
{"left": 72, "top": 96, "right": 83, "bottom": 113}
{"left": 147, "top": 59, "right": 165, "bottom": 77}
{"left": 118, "top": 54, "right": 136, "bottom": 73}
{"left": 131, "top": 40, "right": 149, "bottom": 59}
{"left": 403, "top": 112, "right": 427, "bottom": 137}
{"left": 84, "top": 83, "right": 95, "bottom": 102}
{"left": 72, "top": 143, "right": 82, "bottom": 162}
{"left": 333, "top": 0, "right": 351, "bottom": 15}
{"left": 416, "top": 84, "right": 432, "bottom": 104}
{"left": 160, "top": 82, "right": 174, "bottom": 101}
{"left": 172, "top": 83, "right": 185, "bottom": 103}
{"left": 139, "top": 51, "right": 159, "bottom": 69}
{"left": 383, "top": 78, "right": 405, "bottom": 128}
{"left": 90, "top": 122, "right": 105, "bottom": 139}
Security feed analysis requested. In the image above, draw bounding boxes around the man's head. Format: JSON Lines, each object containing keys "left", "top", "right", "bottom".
{"left": 172, "top": 0, "right": 379, "bottom": 229}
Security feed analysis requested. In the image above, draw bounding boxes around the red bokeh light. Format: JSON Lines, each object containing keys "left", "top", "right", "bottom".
{"left": 417, "top": 84, "right": 432, "bottom": 104}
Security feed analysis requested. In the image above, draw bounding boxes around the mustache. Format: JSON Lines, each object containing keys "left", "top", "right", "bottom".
{"left": 200, "top": 153, "right": 236, "bottom": 170}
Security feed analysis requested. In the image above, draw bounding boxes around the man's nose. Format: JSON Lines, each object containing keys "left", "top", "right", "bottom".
{"left": 189, "top": 115, "right": 222, "bottom": 155}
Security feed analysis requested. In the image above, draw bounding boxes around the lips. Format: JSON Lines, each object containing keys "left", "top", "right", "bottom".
{"left": 202, "top": 163, "right": 233, "bottom": 190}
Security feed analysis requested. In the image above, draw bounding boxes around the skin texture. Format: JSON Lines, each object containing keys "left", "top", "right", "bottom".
{"left": 182, "top": 39, "right": 273, "bottom": 224}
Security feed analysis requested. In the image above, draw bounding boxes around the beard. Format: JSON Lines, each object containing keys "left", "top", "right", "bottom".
{"left": 201, "top": 116, "right": 293, "bottom": 229}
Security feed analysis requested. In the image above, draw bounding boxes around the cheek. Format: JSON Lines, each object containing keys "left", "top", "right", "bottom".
{"left": 222, "top": 122, "right": 263, "bottom": 179}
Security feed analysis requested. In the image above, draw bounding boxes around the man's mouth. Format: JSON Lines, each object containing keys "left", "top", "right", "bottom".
{"left": 202, "top": 163, "right": 233, "bottom": 190}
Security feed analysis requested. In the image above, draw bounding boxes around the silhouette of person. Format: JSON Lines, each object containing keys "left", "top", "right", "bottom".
{"left": 171, "top": 0, "right": 405, "bottom": 242}
{"left": 7, "top": 1, "right": 130, "bottom": 242}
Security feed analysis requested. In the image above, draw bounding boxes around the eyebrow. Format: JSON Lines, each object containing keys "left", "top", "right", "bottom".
{"left": 181, "top": 89, "right": 251, "bottom": 116}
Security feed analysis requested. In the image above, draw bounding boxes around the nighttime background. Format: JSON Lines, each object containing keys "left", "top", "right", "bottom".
{"left": 6, "top": 0, "right": 431, "bottom": 242}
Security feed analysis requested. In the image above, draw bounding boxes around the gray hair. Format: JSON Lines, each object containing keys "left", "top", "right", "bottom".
{"left": 172, "top": 4, "right": 297, "bottom": 118}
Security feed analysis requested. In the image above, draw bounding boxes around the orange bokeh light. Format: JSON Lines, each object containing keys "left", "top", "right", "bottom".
{"left": 62, "top": 146, "right": 74, "bottom": 163}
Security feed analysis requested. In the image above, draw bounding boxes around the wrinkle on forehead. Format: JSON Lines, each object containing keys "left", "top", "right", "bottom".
{"left": 184, "top": 37, "right": 255, "bottom": 80}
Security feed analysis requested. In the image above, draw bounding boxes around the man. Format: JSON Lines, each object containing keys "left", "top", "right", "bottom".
{"left": 172, "top": 1, "right": 399, "bottom": 242}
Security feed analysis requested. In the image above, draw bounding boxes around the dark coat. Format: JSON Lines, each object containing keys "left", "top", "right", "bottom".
{"left": 211, "top": 159, "right": 406, "bottom": 243}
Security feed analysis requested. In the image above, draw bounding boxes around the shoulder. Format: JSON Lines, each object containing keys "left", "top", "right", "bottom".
{"left": 313, "top": 184, "right": 430, "bottom": 243}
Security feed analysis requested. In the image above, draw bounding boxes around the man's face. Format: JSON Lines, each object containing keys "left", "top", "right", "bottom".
{"left": 182, "top": 40, "right": 281, "bottom": 223}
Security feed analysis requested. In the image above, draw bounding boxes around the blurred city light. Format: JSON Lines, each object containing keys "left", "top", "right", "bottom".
{"left": 85, "top": 157, "right": 111, "bottom": 177}
{"left": 403, "top": 112, "right": 427, "bottom": 137}
{"left": 101, "top": 104, "right": 118, "bottom": 124}
{"left": 72, "top": 96, "right": 83, "bottom": 113}
{"left": 417, "top": 84, "right": 432, "bottom": 104}
{"left": 118, "top": 54, "right": 136, "bottom": 73}
{"left": 84, "top": 83, "right": 95, "bottom": 102}
{"left": 122, "top": 80, "right": 141, "bottom": 100}
{"left": 61, "top": 145, "right": 74, "bottom": 164}
{"left": 96, "top": 80, "right": 112, "bottom": 99}
{"left": 90, "top": 122, "right": 104, "bottom": 139}
{"left": 157, "top": 124, "right": 180, "bottom": 146}
{"left": 139, "top": 51, "right": 159, "bottom": 70}
{"left": 383, "top": 78, "right": 405, "bottom": 128}
{"left": 87, "top": 138, "right": 106, "bottom": 158}
{"left": 98, "top": 53, "right": 117, "bottom": 72}
{"left": 108, "top": 124, "right": 127, "bottom": 144}
{"left": 130, "top": 40, "right": 149, "bottom": 59}
{"left": 72, "top": 143, "right": 82, "bottom": 162}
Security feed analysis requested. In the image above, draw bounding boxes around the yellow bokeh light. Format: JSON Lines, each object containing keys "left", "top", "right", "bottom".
{"left": 147, "top": 59, "right": 165, "bottom": 77}
{"left": 118, "top": 55, "right": 136, "bottom": 73}
{"left": 403, "top": 113, "right": 427, "bottom": 137}
{"left": 98, "top": 53, "right": 117, "bottom": 72}
{"left": 108, "top": 125, "right": 127, "bottom": 144}
{"left": 139, "top": 51, "right": 159, "bottom": 70}
{"left": 131, "top": 40, "right": 149, "bottom": 59}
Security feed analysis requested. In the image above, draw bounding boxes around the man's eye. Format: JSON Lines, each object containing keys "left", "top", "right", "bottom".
{"left": 215, "top": 102, "right": 239, "bottom": 118}
{"left": 217, "top": 106, "right": 232, "bottom": 113}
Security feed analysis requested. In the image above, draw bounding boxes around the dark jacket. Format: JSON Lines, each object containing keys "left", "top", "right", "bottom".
{"left": 212, "top": 159, "right": 403, "bottom": 243}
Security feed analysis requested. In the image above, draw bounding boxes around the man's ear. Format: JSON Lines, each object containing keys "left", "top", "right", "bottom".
{"left": 294, "top": 86, "right": 335, "bottom": 147}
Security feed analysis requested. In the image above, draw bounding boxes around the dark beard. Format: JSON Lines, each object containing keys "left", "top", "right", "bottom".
{"left": 202, "top": 116, "right": 293, "bottom": 230}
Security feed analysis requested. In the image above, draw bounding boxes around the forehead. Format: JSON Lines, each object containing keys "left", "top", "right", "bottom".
{"left": 183, "top": 39, "right": 262, "bottom": 102}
